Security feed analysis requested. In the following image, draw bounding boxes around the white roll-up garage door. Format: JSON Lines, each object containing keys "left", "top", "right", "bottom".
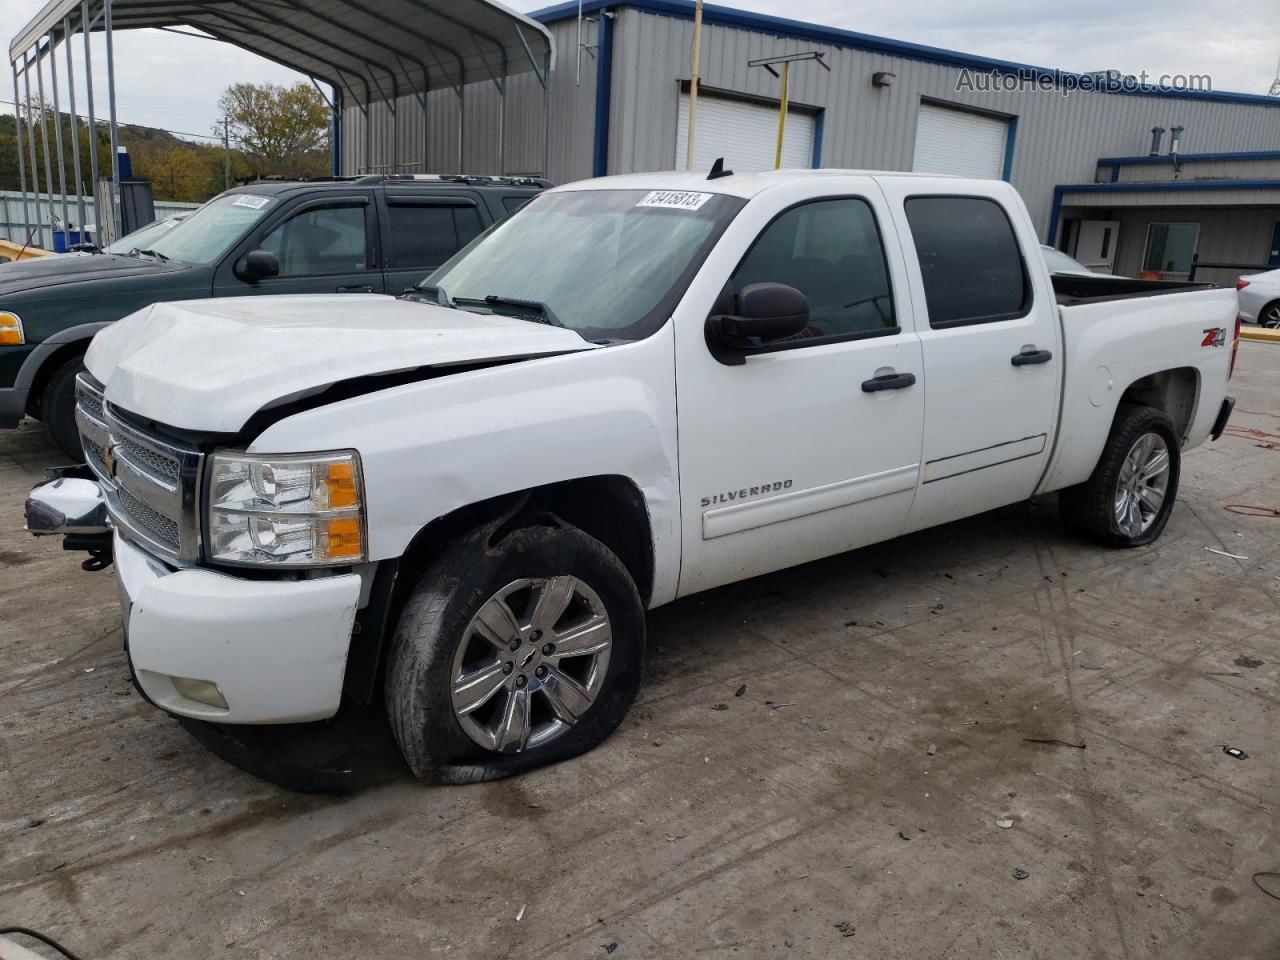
{"left": 676, "top": 91, "right": 814, "bottom": 172}
{"left": 911, "top": 103, "right": 1008, "bottom": 179}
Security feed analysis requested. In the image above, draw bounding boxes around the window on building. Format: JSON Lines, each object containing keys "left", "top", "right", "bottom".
{"left": 260, "top": 203, "right": 368, "bottom": 276}
{"left": 730, "top": 197, "right": 896, "bottom": 341}
{"left": 1142, "top": 223, "right": 1200, "bottom": 277}
{"left": 904, "top": 196, "right": 1029, "bottom": 327}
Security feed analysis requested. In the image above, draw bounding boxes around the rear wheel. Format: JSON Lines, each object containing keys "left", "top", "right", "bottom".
{"left": 1059, "top": 405, "right": 1180, "bottom": 548}
{"left": 41, "top": 355, "right": 86, "bottom": 461}
{"left": 1260, "top": 300, "right": 1280, "bottom": 329}
{"left": 386, "top": 521, "right": 645, "bottom": 783}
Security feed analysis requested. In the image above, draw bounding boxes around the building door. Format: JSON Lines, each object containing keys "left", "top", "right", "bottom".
{"left": 911, "top": 102, "right": 1008, "bottom": 179}
{"left": 676, "top": 91, "right": 814, "bottom": 172}
{"left": 1076, "top": 220, "right": 1120, "bottom": 273}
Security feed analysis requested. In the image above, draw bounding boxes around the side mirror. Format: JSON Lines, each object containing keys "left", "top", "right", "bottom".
{"left": 705, "top": 282, "right": 810, "bottom": 365}
{"left": 234, "top": 249, "right": 280, "bottom": 283}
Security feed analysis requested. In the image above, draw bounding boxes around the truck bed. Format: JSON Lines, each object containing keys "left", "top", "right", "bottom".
{"left": 1052, "top": 273, "right": 1217, "bottom": 306}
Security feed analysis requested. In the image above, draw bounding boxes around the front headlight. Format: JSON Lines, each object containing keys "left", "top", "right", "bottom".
{"left": 206, "top": 450, "right": 366, "bottom": 567}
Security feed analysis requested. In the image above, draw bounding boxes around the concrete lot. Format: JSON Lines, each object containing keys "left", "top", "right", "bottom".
{"left": 2, "top": 343, "right": 1278, "bottom": 959}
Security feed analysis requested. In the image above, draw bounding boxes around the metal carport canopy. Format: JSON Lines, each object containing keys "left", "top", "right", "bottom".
{"left": 10, "top": 0, "right": 555, "bottom": 104}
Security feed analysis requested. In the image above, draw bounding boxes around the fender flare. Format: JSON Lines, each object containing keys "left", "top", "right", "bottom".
{"left": 14, "top": 322, "right": 112, "bottom": 392}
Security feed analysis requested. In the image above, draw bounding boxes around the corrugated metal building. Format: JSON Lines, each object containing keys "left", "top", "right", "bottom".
{"left": 338, "top": 0, "right": 1280, "bottom": 283}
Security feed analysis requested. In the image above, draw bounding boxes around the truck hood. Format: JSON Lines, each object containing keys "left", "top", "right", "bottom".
{"left": 0, "top": 252, "right": 182, "bottom": 294}
{"left": 85, "top": 294, "right": 596, "bottom": 433}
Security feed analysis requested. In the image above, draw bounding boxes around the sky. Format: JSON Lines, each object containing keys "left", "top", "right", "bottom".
{"left": 5, "top": 0, "right": 1278, "bottom": 140}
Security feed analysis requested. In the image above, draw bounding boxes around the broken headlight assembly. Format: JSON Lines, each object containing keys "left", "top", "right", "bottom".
{"left": 206, "top": 450, "right": 366, "bottom": 567}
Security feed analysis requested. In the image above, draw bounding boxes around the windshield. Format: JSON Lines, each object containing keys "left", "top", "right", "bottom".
{"left": 138, "top": 193, "right": 276, "bottom": 264}
{"left": 1041, "top": 245, "right": 1091, "bottom": 275}
{"left": 425, "top": 189, "right": 744, "bottom": 340}
{"left": 105, "top": 216, "right": 185, "bottom": 256}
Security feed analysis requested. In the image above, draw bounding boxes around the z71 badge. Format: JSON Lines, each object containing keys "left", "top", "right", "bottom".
{"left": 1202, "top": 327, "right": 1227, "bottom": 348}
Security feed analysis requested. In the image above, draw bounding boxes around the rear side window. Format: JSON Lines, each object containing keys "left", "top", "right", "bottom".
{"left": 503, "top": 195, "right": 531, "bottom": 213}
{"left": 386, "top": 203, "right": 485, "bottom": 269}
{"left": 731, "top": 197, "right": 896, "bottom": 343}
{"left": 904, "top": 196, "right": 1030, "bottom": 327}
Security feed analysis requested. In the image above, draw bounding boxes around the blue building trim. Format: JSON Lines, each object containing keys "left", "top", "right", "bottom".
{"left": 529, "top": 0, "right": 1280, "bottom": 108}
{"left": 1001, "top": 116, "right": 1018, "bottom": 182}
{"left": 592, "top": 8, "right": 614, "bottom": 177}
{"left": 1045, "top": 178, "right": 1280, "bottom": 245}
{"left": 811, "top": 109, "right": 825, "bottom": 167}
{"left": 1097, "top": 150, "right": 1280, "bottom": 167}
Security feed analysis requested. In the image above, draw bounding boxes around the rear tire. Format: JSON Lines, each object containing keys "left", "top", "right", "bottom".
{"left": 1260, "top": 300, "right": 1280, "bottom": 330}
{"left": 386, "top": 520, "right": 645, "bottom": 784}
{"left": 42, "top": 355, "right": 86, "bottom": 461}
{"left": 1059, "top": 404, "right": 1180, "bottom": 548}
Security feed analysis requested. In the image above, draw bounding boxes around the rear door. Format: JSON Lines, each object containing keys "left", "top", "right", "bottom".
{"left": 378, "top": 190, "right": 487, "bottom": 293}
{"left": 213, "top": 190, "right": 384, "bottom": 297}
{"left": 877, "top": 179, "right": 1062, "bottom": 532}
{"left": 674, "top": 179, "right": 925, "bottom": 596}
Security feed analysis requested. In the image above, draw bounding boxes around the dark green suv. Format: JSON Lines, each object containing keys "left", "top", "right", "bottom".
{"left": 0, "top": 174, "right": 548, "bottom": 457}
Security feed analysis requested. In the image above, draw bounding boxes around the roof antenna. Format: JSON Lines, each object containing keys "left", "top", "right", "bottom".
{"left": 707, "top": 157, "right": 734, "bottom": 180}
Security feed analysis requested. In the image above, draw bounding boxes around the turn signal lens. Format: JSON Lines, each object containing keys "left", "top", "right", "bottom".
{"left": 0, "top": 312, "right": 24, "bottom": 345}
{"left": 323, "top": 460, "right": 359, "bottom": 509}
{"left": 319, "top": 516, "right": 363, "bottom": 560}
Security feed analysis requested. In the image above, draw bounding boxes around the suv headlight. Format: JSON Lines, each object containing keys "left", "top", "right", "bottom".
{"left": 207, "top": 450, "right": 366, "bottom": 567}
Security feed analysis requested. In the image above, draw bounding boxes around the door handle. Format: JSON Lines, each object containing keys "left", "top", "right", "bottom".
{"left": 861, "top": 371, "right": 917, "bottom": 393}
{"left": 336, "top": 284, "right": 375, "bottom": 293}
{"left": 1011, "top": 348, "right": 1053, "bottom": 366}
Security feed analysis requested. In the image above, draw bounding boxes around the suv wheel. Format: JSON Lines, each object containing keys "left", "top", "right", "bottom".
{"left": 1059, "top": 405, "right": 1180, "bottom": 548}
{"left": 42, "top": 355, "right": 86, "bottom": 461}
{"left": 386, "top": 521, "right": 645, "bottom": 783}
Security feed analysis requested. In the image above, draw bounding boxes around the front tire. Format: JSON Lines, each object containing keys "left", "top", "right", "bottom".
{"left": 1260, "top": 300, "right": 1280, "bottom": 330}
{"left": 1059, "top": 405, "right": 1180, "bottom": 548}
{"left": 42, "top": 355, "right": 86, "bottom": 461}
{"left": 386, "top": 521, "right": 645, "bottom": 784}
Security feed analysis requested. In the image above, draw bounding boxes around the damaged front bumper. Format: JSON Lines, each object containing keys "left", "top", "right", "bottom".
{"left": 24, "top": 465, "right": 114, "bottom": 566}
{"left": 26, "top": 467, "right": 362, "bottom": 724}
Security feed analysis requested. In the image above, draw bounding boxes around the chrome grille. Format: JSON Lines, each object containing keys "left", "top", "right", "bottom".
{"left": 76, "top": 374, "right": 203, "bottom": 565}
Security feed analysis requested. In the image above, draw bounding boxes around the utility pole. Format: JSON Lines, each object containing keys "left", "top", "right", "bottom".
{"left": 685, "top": 0, "right": 704, "bottom": 170}
{"left": 220, "top": 114, "right": 232, "bottom": 189}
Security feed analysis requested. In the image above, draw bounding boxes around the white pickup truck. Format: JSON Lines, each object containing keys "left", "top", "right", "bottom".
{"left": 26, "top": 169, "right": 1238, "bottom": 782}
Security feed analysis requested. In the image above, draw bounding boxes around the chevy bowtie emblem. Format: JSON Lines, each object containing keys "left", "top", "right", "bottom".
{"left": 103, "top": 444, "right": 117, "bottom": 478}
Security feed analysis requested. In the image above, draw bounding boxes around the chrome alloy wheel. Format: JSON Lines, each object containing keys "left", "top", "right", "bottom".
{"left": 450, "top": 577, "right": 613, "bottom": 754}
{"left": 1114, "top": 432, "right": 1171, "bottom": 537}
{"left": 1263, "top": 303, "right": 1280, "bottom": 329}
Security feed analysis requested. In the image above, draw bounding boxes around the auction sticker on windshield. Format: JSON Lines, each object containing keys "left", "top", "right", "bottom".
{"left": 637, "top": 190, "right": 712, "bottom": 211}
{"left": 231, "top": 195, "right": 272, "bottom": 210}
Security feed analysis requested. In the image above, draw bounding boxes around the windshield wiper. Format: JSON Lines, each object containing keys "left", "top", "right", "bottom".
{"left": 406, "top": 283, "right": 454, "bottom": 307}
{"left": 455, "top": 294, "right": 564, "bottom": 327}
{"left": 131, "top": 248, "right": 170, "bottom": 262}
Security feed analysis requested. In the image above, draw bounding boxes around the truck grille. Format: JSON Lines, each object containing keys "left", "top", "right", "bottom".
{"left": 76, "top": 374, "right": 203, "bottom": 565}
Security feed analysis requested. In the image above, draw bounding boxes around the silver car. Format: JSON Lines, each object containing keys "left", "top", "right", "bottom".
{"left": 1237, "top": 268, "right": 1280, "bottom": 328}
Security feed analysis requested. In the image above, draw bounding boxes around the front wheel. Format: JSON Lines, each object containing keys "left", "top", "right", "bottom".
{"left": 1059, "top": 405, "right": 1180, "bottom": 548}
{"left": 386, "top": 521, "right": 645, "bottom": 783}
{"left": 1260, "top": 300, "right": 1280, "bottom": 330}
{"left": 42, "top": 355, "right": 87, "bottom": 461}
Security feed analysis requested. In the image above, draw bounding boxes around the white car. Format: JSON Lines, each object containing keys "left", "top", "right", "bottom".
{"left": 1236, "top": 268, "right": 1280, "bottom": 328}
{"left": 1040, "top": 244, "right": 1094, "bottom": 276}
{"left": 27, "top": 169, "right": 1239, "bottom": 782}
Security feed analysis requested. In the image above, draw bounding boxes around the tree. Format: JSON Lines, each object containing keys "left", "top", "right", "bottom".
{"left": 217, "top": 82, "right": 330, "bottom": 179}
{"left": 135, "top": 145, "right": 211, "bottom": 202}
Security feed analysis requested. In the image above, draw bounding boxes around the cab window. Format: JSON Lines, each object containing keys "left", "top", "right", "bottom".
{"left": 260, "top": 203, "right": 369, "bottom": 276}
{"left": 731, "top": 197, "right": 896, "bottom": 343}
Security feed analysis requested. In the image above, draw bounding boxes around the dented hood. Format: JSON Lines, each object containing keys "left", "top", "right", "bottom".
{"left": 85, "top": 294, "right": 595, "bottom": 433}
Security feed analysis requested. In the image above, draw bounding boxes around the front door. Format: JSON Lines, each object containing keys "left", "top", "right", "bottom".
{"left": 674, "top": 181, "right": 926, "bottom": 597}
{"left": 1075, "top": 219, "right": 1120, "bottom": 273}
{"left": 878, "top": 183, "right": 1063, "bottom": 533}
{"left": 213, "top": 191, "right": 384, "bottom": 298}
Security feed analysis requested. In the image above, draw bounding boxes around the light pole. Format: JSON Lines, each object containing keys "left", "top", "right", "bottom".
{"left": 747, "top": 51, "right": 829, "bottom": 169}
